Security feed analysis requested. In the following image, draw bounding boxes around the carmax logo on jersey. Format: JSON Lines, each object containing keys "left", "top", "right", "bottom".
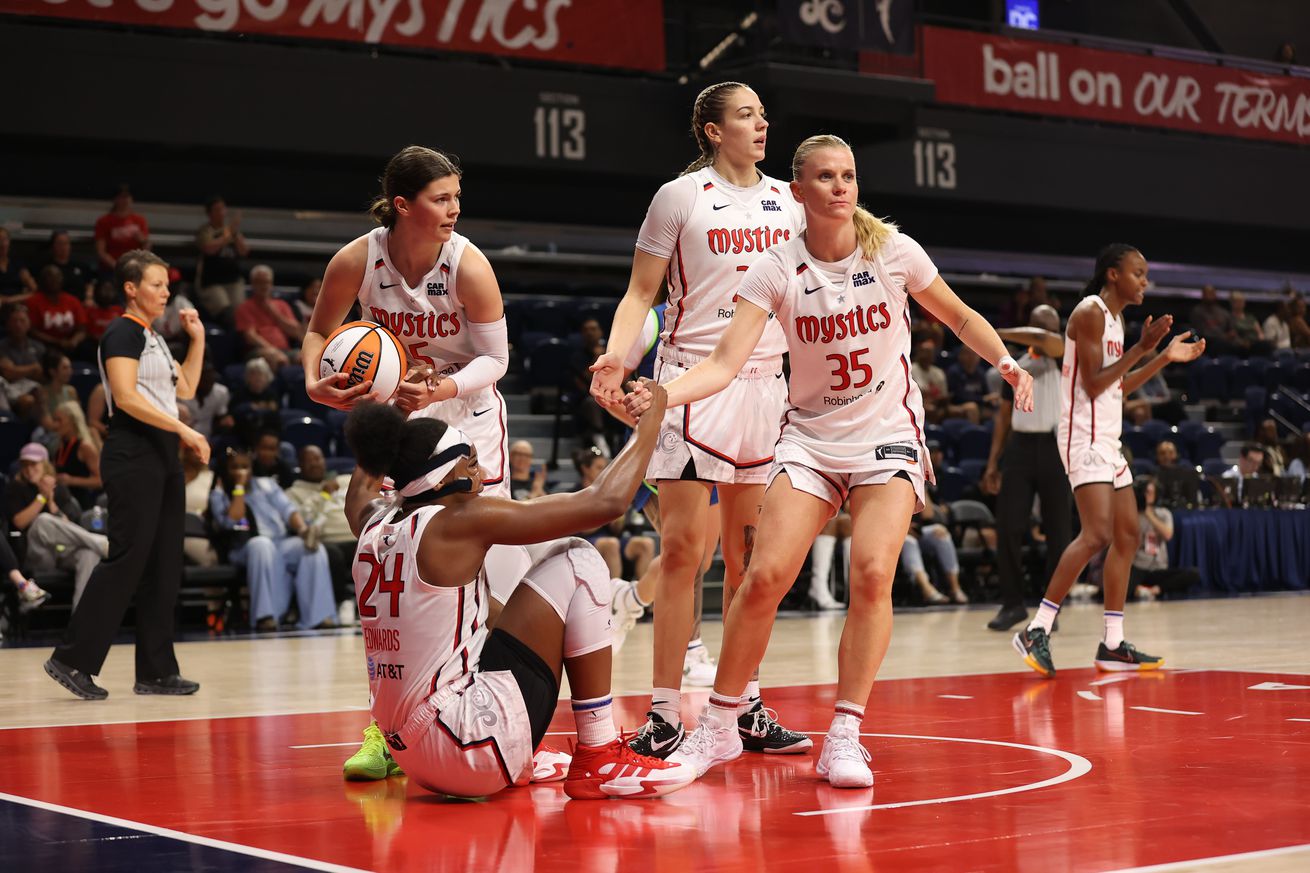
{"left": 795, "top": 303, "right": 892, "bottom": 344}
{"left": 706, "top": 226, "right": 791, "bottom": 255}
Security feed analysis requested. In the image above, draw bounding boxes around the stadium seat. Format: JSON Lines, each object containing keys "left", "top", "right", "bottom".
{"left": 1227, "top": 362, "right": 1259, "bottom": 400}
{"left": 1131, "top": 458, "right": 1158, "bottom": 477}
{"left": 1140, "top": 419, "right": 1173, "bottom": 444}
{"left": 958, "top": 458, "right": 987, "bottom": 483}
{"left": 1192, "top": 359, "right": 1227, "bottom": 401}
{"left": 205, "top": 327, "right": 239, "bottom": 370}
{"left": 1121, "top": 427, "right": 1155, "bottom": 462}
{"left": 938, "top": 418, "right": 973, "bottom": 445}
{"left": 1264, "top": 363, "right": 1291, "bottom": 391}
{"left": 527, "top": 300, "right": 574, "bottom": 337}
{"left": 936, "top": 467, "right": 969, "bottom": 503}
{"left": 525, "top": 338, "right": 572, "bottom": 391}
{"left": 0, "top": 418, "right": 32, "bottom": 464}
{"left": 1201, "top": 458, "right": 1231, "bottom": 478}
{"left": 1194, "top": 427, "right": 1225, "bottom": 461}
{"left": 282, "top": 417, "right": 332, "bottom": 453}
{"left": 956, "top": 426, "right": 992, "bottom": 461}
{"left": 1244, "top": 386, "right": 1268, "bottom": 435}
{"left": 325, "top": 456, "right": 356, "bottom": 475}
{"left": 70, "top": 363, "right": 100, "bottom": 405}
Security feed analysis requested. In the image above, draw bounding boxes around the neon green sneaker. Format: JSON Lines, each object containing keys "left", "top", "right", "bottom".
{"left": 343, "top": 722, "right": 405, "bottom": 781}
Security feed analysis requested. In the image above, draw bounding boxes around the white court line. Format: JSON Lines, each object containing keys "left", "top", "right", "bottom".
{"left": 1077, "top": 691, "right": 1102, "bottom": 701}
{"left": 0, "top": 791, "right": 371, "bottom": 873}
{"left": 1105, "top": 842, "right": 1310, "bottom": 872}
{"left": 793, "top": 733, "right": 1092, "bottom": 817}
{"left": 1289, "top": 718, "right": 1310, "bottom": 723}
{"left": 1131, "top": 706, "right": 1202, "bottom": 716}
{"left": 0, "top": 705, "right": 371, "bottom": 733}
{"left": 289, "top": 742, "right": 364, "bottom": 750}
{"left": 938, "top": 694, "right": 973, "bottom": 700}
{"left": 1089, "top": 674, "right": 1140, "bottom": 687}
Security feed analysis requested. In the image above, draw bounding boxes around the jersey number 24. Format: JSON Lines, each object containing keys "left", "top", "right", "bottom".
{"left": 356, "top": 553, "right": 406, "bottom": 618}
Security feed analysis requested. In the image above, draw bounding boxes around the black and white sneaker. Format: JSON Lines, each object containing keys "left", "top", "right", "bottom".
{"left": 627, "top": 711, "right": 685, "bottom": 759}
{"left": 738, "top": 703, "right": 813, "bottom": 754}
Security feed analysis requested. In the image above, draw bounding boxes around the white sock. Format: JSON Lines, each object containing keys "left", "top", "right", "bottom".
{"left": 738, "top": 679, "right": 762, "bottom": 715}
{"left": 810, "top": 535, "right": 836, "bottom": 590}
{"left": 1103, "top": 610, "right": 1125, "bottom": 649}
{"left": 707, "top": 692, "right": 740, "bottom": 727}
{"left": 1028, "top": 598, "right": 1061, "bottom": 633}
{"left": 686, "top": 638, "right": 704, "bottom": 654}
{"left": 572, "top": 695, "right": 616, "bottom": 747}
{"left": 651, "top": 687, "right": 682, "bottom": 726}
{"left": 630, "top": 581, "right": 652, "bottom": 609}
{"left": 833, "top": 699, "right": 865, "bottom": 732}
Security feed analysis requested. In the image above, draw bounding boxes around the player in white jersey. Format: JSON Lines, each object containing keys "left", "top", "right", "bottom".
{"left": 624, "top": 135, "right": 1033, "bottom": 788}
{"left": 1014, "top": 244, "right": 1204, "bottom": 679}
{"left": 299, "top": 146, "right": 525, "bottom": 779}
{"left": 341, "top": 391, "right": 694, "bottom": 801}
{"left": 590, "top": 82, "right": 810, "bottom": 758}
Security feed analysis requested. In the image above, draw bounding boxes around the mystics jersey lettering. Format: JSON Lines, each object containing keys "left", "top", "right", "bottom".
{"left": 733, "top": 231, "right": 939, "bottom": 471}
{"left": 1059, "top": 294, "right": 1126, "bottom": 463}
{"left": 354, "top": 503, "right": 489, "bottom": 733}
{"left": 635, "top": 166, "right": 803, "bottom": 364}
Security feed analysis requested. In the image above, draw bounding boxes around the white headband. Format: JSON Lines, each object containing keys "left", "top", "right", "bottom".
{"left": 397, "top": 426, "right": 473, "bottom": 499}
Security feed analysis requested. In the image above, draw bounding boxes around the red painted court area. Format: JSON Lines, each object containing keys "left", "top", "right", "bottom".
{"left": 3, "top": 669, "right": 1309, "bottom": 872}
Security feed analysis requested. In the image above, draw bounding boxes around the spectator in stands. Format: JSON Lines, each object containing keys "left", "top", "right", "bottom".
{"left": 285, "top": 445, "right": 357, "bottom": 623}
{"left": 27, "top": 266, "right": 88, "bottom": 359}
{"left": 1263, "top": 299, "right": 1292, "bottom": 350}
{"left": 571, "top": 446, "right": 656, "bottom": 582}
{"left": 808, "top": 506, "right": 849, "bottom": 610}
{"left": 230, "top": 358, "right": 280, "bottom": 446}
{"left": 508, "top": 439, "right": 550, "bottom": 500}
{"left": 83, "top": 279, "right": 124, "bottom": 351}
{"left": 0, "top": 304, "right": 46, "bottom": 423}
{"left": 294, "top": 278, "right": 320, "bottom": 324}
{"left": 1288, "top": 294, "right": 1310, "bottom": 348}
{"left": 1222, "top": 442, "right": 1267, "bottom": 504}
{"left": 1276, "top": 41, "right": 1297, "bottom": 64}
{"left": 41, "top": 231, "right": 94, "bottom": 302}
{"left": 195, "top": 196, "right": 250, "bottom": 321}
{"left": 181, "top": 440, "right": 218, "bottom": 568}
{"left": 210, "top": 446, "right": 336, "bottom": 632}
{"left": 94, "top": 185, "right": 149, "bottom": 274}
{"left": 158, "top": 271, "right": 200, "bottom": 358}
{"left": 997, "top": 283, "right": 1031, "bottom": 328}
{"left": 236, "top": 265, "right": 302, "bottom": 369}
{"left": 6, "top": 442, "right": 107, "bottom": 607}
{"left": 1189, "top": 285, "right": 1238, "bottom": 355}
{"left": 85, "top": 383, "right": 108, "bottom": 441}
{"left": 50, "top": 400, "right": 102, "bottom": 508}
{"left": 0, "top": 522, "right": 50, "bottom": 613}
{"left": 900, "top": 489, "right": 966, "bottom": 605}
{"left": 251, "top": 429, "right": 297, "bottom": 488}
{"left": 947, "top": 345, "right": 995, "bottom": 420}
{"left": 912, "top": 339, "right": 978, "bottom": 424}
{"left": 0, "top": 227, "right": 36, "bottom": 303}
{"left": 1229, "top": 292, "right": 1270, "bottom": 356}
{"left": 180, "top": 362, "right": 233, "bottom": 439}
{"left": 1255, "top": 419, "right": 1286, "bottom": 476}
{"left": 570, "top": 316, "right": 622, "bottom": 456}
{"left": 40, "top": 351, "right": 78, "bottom": 426}
{"left": 1155, "top": 439, "right": 1182, "bottom": 469}
{"left": 1129, "top": 477, "right": 1199, "bottom": 600}
{"left": 1285, "top": 433, "right": 1310, "bottom": 480}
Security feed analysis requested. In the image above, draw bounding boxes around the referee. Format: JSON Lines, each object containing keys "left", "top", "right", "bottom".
{"left": 982, "top": 305, "right": 1073, "bottom": 631}
{"left": 45, "top": 250, "right": 210, "bottom": 699}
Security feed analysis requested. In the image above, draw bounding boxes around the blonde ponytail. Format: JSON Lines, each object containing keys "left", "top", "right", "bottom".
{"left": 792, "top": 134, "right": 898, "bottom": 259}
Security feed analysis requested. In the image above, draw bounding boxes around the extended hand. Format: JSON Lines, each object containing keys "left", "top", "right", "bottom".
{"left": 1164, "top": 332, "right": 1206, "bottom": 363}
{"left": 1135, "top": 314, "right": 1173, "bottom": 354}
{"left": 1004, "top": 364, "right": 1035, "bottom": 413}
{"left": 589, "top": 352, "right": 625, "bottom": 406}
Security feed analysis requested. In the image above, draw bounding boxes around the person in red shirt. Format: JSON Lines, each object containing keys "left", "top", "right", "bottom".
{"left": 27, "top": 266, "right": 87, "bottom": 357}
{"left": 84, "top": 279, "right": 124, "bottom": 344}
{"left": 94, "top": 185, "right": 150, "bottom": 272}
{"left": 235, "top": 264, "right": 303, "bottom": 368}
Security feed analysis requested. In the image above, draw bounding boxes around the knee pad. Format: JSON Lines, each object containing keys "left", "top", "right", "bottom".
{"left": 519, "top": 538, "right": 612, "bottom": 659}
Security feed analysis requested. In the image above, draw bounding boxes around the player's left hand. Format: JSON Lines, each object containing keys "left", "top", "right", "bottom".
{"left": 395, "top": 366, "right": 455, "bottom": 413}
{"left": 1002, "top": 360, "right": 1035, "bottom": 413}
{"left": 1164, "top": 331, "right": 1206, "bottom": 364}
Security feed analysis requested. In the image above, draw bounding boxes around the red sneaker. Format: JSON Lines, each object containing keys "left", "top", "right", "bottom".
{"left": 563, "top": 738, "right": 696, "bottom": 800}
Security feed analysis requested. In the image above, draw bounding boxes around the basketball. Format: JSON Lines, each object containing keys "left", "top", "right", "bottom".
{"left": 318, "top": 320, "right": 407, "bottom": 403}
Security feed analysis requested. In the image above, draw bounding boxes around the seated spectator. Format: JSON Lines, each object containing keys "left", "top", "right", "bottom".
{"left": 912, "top": 339, "right": 978, "bottom": 424}
{"left": 901, "top": 488, "right": 968, "bottom": 604}
{"left": 0, "top": 517, "right": 50, "bottom": 613}
{"left": 40, "top": 351, "right": 78, "bottom": 425}
{"left": 571, "top": 447, "right": 655, "bottom": 582}
{"left": 5, "top": 442, "right": 106, "bottom": 607}
{"left": 210, "top": 447, "right": 335, "bottom": 632}
{"left": 0, "top": 304, "right": 46, "bottom": 423}
{"left": 50, "top": 401, "right": 103, "bottom": 509}
{"left": 251, "top": 429, "right": 297, "bottom": 488}
{"left": 83, "top": 279, "right": 124, "bottom": 349}
{"left": 180, "top": 362, "right": 234, "bottom": 439}
{"left": 295, "top": 277, "right": 320, "bottom": 325}
{"left": 40, "top": 230, "right": 94, "bottom": 302}
{"left": 570, "top": 317, "right": 623, "bottom": 456}
{"left": 230, "top": 358, "right": 280, "bottom": 447}
{"left": 27, "top": 266, "right": 88, "bottom": 359}
{"left": 947, "top": 346, "right": 995, "bottom": 419}
{"left": 0, "top": 227, "right": 35, "bottom": 304}
{"left": 1289, "top": 294, "right": 1310, "bottom": 349}
{"left": 285, "top": 445, "right": 357, "bottom": 621}
{"left": 1285, "top": 433, "right": 1310, "bottom": 480}
{"left": 181, "top": 441, "right": 218, "bottom": 567}
{"left": 235, "top": 265, "right": 302, "bottom": 369}
{"left": 1221, "top": 442, "right": 1267, "bottom": 504}
{"left": 1155, "top": 439, "right": 1182, "bottom": 469}
{"left": 1229, "top": 292, "right": 1271, "bottom": 356}
{"left": 195, "top": 196, "right": 250, "bottom": 321}
{"left": 1129, "top": 477, "right": 1200, "bottom": 600}
{"left": 85, "top": 382, "right": 108, "bottom": 442}
{"left": 508, "top": 439, "right": 551, "bottom": 500}
{"left": 1254, "top": 419, "right": 1286, "bottom": 476}
{"left": 1263, "top": 300, "right": 1292, "bottom": 351}
{"left": 94, "top": 184, "right": 149, "bottom": 275}
{"left": 1189, "top": 285, "right": 1239, "bottom": 354}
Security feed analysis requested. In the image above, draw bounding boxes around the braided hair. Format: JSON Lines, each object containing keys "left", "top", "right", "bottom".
{"left": 1084, "top": 243, "right": 1140, "bottom": 296}
{"left": 680, "top": 82, "right": 748, "bottom": 177}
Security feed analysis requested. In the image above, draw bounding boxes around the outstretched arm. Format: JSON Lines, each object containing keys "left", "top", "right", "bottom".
{"left": 1122, "top": 332, "right": 1206, "bottom": 395}
{"left": 591, "top": 250, "right": 669, "bottom": 405}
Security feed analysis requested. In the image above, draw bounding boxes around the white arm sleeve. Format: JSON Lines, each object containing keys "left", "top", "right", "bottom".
{"left": 620, "top": 308, "right": 660, "bottom": 373}
{"left": 449, "top": 317, "right": 509, "bottom": 398}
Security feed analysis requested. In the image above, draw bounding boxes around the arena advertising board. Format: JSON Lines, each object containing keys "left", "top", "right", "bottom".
{"left": 923, "top": 25, "right": 1310, "bottom": 146}
{"left": 0, "top": 0, "right": 666, "bottom": 72}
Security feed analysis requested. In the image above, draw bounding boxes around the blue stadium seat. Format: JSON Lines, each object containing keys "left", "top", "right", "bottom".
{"left": 938, "top": 418, "right": 973, "bottom": 445}
{"left": 325, "top": 456, "right": 356, "bottom": 475}
{"left": 1201, "top": 458, "right": 1231, "bottom": 478}
{"left": 1140, "top": 419, "right": 1173, "bottom": 444}
{"left": 958, "top": 458, "right": 987, "bottom": 483}
{"left": 527, "top": 300, "right": 574, "bottom": 337}
{"left": 1264, "top": 363, "right": 1291, "bottom": 391}
{"left": 206, "top": 327, "right": 239, "bottom": 370}
{"left": 70, "top": 363, "right": 100, "bottom": 405}
{"left": 0, "top": 417, "right": 33, "bottom": 466}
{"left": 1192, "top": 359, "right": 1227, "bottom": 401}
{"left": 1121, "top": 427, "right": 1155, "bottom": 462}
{"left": 956, "top": 426, "right": 992, "bottom": 461}
{"left": 1244, "top": 386, "right": 1268, "bottom": 435}
{"left": 936, "top": 467, "right": 968, "bottom": 503}
{"left": 525, "top": 338, "right": 573, "bottom": 391}
{"left": 1227, "top": 362, "right": 1259, "bottom": 400}
{"left": 282, "top": 417, "right": 332, "bottom": 453}
{"left": 223, "top": 362, "right": 247, "bottom": 387}
{"left": 1131, "top": 458, "right": 1158, "bottom": 478}
{"left": 1194, "top": 428, "right": 1224, "bottom": 462}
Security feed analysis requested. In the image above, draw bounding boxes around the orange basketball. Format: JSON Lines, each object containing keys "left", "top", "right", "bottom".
{"left": 319, "top": 320, "right": 408, "bottom": 403}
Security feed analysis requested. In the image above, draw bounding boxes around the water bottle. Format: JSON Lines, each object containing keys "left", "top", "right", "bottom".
{"left": 89, "top": 506, "right": 106, "bottom": 533}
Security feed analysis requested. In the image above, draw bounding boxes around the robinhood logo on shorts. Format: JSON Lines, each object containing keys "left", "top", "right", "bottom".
{"left": 875, "top": 443, "right": 919, "bottom": 463}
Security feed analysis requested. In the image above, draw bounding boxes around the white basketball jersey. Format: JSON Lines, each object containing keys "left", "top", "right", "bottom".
{"left": 1060, "top": 295, "right": 1126, "bottom": 455}
{"left": 359, "top": 227, "right": 475, "bottom": 381}
{"left": 734, "top": 231, "right": 939, "bottom": 471}
{"left": 354, "top": 503, "right": 490, "bottom": 733}
{"left": 635, "top": 166, "right": 803, "bottom": 364}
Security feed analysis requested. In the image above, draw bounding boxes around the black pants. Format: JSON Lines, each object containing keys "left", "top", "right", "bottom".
{"left": 995, "top": 431, "right": 1073, "bottom": 609}
{"left": 1129, "top": 565, "right": 1200, "bottom": 599}
{"left": 53, "top": 429, "right": 184, "bottom": 680}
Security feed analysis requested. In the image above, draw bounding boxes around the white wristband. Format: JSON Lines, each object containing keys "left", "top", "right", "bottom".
{"left": 998, "top": 355, "right": 1018, "bottom": 375}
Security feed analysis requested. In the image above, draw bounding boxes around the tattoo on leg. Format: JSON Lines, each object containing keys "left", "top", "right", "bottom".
{"left": 742, "top": 525, "right": 757, "bottom": 574}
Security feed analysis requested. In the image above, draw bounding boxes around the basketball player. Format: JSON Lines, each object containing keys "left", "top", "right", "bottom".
{"left": 624, "top": 136, "right": 1033, "bottom": 788}
{"left": 590, "top": 82, "right": 810, "bottom": 758}
{"left": 1013, "top": 244, "right": 1204, "bottom": 678}
{"left": 341, "top": 387, "right": 695, "bottom": 801}
{"left": 301, "top": 146, "right": 538, "bottom": 779}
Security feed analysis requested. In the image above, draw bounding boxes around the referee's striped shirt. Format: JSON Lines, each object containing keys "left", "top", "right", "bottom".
{"left": 98, "top": 314, "right": 179, "bottom": 432}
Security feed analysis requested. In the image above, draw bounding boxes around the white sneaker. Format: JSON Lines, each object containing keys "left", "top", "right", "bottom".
{"left": 666, "top": 707, "right": 743, "bottom": 777}
{"left": 816, "top": 722, "right": 873, "bottom": 789}
{"left": 682, "top": 644, "right": 717, "bottom": 687}
{"left": 531, "top": 744, "right": 571, "bottom": 783}
{"left": 337, "top": 598, "right": 357, "bottom": 627}
{"left": 809, "top": 580, "right": 844, "bottom": 611}
{"left": 609, "top": 579, "right": 643, "bottom": 653}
